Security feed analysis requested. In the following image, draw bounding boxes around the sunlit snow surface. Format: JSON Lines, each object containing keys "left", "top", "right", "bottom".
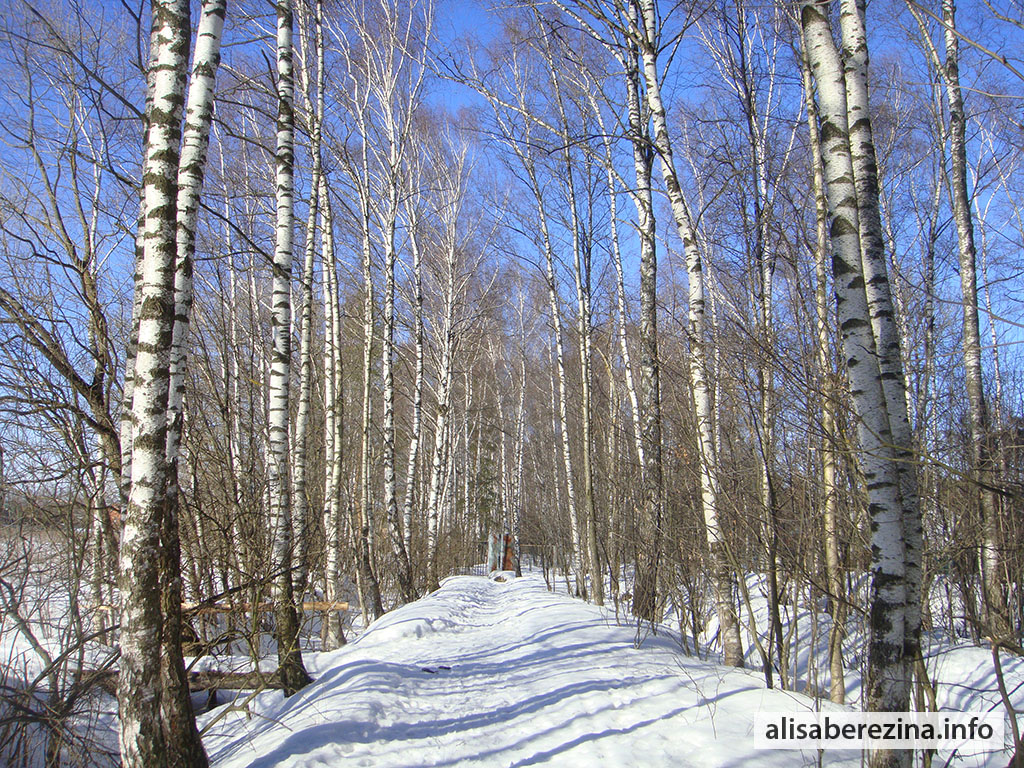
{"left": 202, "top": 574, "right": 859, "bottom": 767}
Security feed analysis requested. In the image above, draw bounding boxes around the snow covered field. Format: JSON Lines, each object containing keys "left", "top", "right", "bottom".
{"left": 202, "top": 574, "right": 861, "bottom": 767}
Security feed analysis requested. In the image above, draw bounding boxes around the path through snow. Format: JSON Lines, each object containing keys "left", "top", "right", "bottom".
{"left": 202, "top": 574, "right": 858, "bottom": 767}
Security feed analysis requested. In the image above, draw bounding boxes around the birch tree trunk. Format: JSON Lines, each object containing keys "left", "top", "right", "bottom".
{"left": 542, "top": 51, "right": 602, "bottom": 604}
{"left": 118, "top": 1, "right": 191, "bottom": 763}
{"left": 801, "top": 6, "right": 914, "bottom": 764}
{"left": 604, "top": 168, "right": 643, "bottom": 469}
{"left": 801, "top": 39, "right": 846, "bottom": 705}
{"left": 356, "top": 177, "right": 385, "bottom": 620}
{"left": 632, "top": 0, "right": 741, "bottom": 664}
{"left": 268, "top": 0, "right": 311, "bottom": 696}
{"left": 161, "top": 0, "right": 226, "bottom": 760}
{"left": 513, "top": 335, "right": 527, "bottom": 577}
{"left": 425, "top": 338, "right": 455, "bottom": 591}
{"left": 290, "top": 0, "right": 325, "bottom": 601}
{"left": 401, "top": 204, "right": 426, "bottom": 577}
{"left": 382, "top": 188, "right": 416, "bottom": 603}
{"left": 320, "top": 174, "right": 347, "bottom": 649}
{"left": 621, "top": 31, "right": 664, "bottom": 622}
{"left": 940, "top": 0, "right": 1005, "bottom": 634}
{"left": 838, "top": 0, "right": 922, "bottom": 669}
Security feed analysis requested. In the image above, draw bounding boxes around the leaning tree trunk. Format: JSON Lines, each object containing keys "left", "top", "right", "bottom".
{"left": 161, "top": 0, "right": 226, "bottom": 761}
{"left": 267, "top": 0, "right": 311, "bottom": 697}
{"left": 633, "top": 0, "right": 741, "bottom": 664}
{"left": 118, "top": 1, "right": 190, "bottom": 765}
{"left": 801, "top": 5, "right": 915, "bottom": 766}
{"left": 838, "top": 0, "right": 922, "bottom": 669}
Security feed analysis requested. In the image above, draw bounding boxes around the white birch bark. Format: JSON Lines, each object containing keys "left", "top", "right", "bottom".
{"left": 346, "top": 87, "right": 385, "bottom": 620}
{"left": 632, "top": 0, "right": 741, "bottom": 663}
{"left": 540, "top": 53, "right": 601, "bottom": 604}
{"left": 838, "top": 0, "right": 922, "bottom": 670}
{"left": 801, "top": 4, "right": 911, "bottom": 753}
{"left": 517, "top": 155, "right": 582, "bottom": 592}
{"left": 592, "top": 105, "right": 644, "bottom": 471}
{"left": 513, "top": 328, "right": 527, "bottom": 576}
{"left": 801, "top": 38, "right": 847, "bottom": 705}
{"left": 159, "top": 3, "right": 226, "bottom": 757}
{"left": 268, "top": 0, "right": 310, "bottom": 696}
{"left": 401, "top": 203, "right": 426, "bottom": 572}
{"left": 940, "top": 0, "right": 1004, "bottom": 633}
{"left": 381, "top": 182, "right": 415, "bottom": 603}
{"left": 320, "top": 173, "right": 347, "bottom": 649}
{"left": 290, "top": 0, "right": 325, "bottom": 599}
{"left": 356, "top": 163, "right": 385, "bottom": 621}
{"left": 118, "top": 1, "right": 189, "bottom": 763}
{"left": 425, "top": 336, "right": 455, "bottom": 591}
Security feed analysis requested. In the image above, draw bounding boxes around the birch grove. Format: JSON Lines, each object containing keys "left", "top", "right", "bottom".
{"left": 1, "top": 0, "right": 1023, "bottom": 763}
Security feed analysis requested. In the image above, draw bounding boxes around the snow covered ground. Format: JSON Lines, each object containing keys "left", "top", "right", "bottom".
{"left": 202, "top": 573, "right": 861, "bottom": 767}
{"left": 3, "top": 557, "right": 1019, "bottom": 766}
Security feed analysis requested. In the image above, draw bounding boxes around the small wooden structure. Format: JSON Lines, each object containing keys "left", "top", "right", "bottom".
{"left": 486, "top": 531, "right": 517, "bottom": 573}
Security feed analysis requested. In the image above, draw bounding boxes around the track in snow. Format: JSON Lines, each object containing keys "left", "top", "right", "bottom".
{"left": 202, "top": 574, "right": 858, "bottom": 767}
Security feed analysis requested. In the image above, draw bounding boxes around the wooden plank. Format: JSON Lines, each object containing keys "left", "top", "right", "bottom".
{"left": 96, "top": 600, "right": 349, "bottom": 615}
{"left": 87, "top": 668, "right": 288, "bottom": 696}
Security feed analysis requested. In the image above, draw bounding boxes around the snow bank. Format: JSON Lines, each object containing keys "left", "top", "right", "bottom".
{"left": 202, "top": 574, "right": 858, "bottom": 767}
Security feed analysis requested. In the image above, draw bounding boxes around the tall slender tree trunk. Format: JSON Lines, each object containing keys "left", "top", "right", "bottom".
{"left": 593, "top": 112, "right": 644, "bottom": 470}
{"left": 118, "top": 1, "right": 190, "bottom": 764}
{"left": 544, "top": 57, "right": 602, "bottom": 604}
{"left": 268, "top": 0, "right": 311, "bottom": 697}
{"left": 426, "top": 274, "right": 457, "bottom": 592}
{"left": 320, "top": 174, "right": 347, "bottom": 650}
{"left": 401, "top": 207, "right": 425, "bottom": 581}
{"left": 524, "top": 161, "right": 581, "bottom": 594}
{"left": 382, "top": 193, "right": 415, "bottom": 604}
{"left": 161, "top": 0, "right": 226, "bottom": 760}
{"left": 801, "top": 5, "right": 916, "bottom": 765}
{"left": 801, "top": 40, "right": 846, "bottom": 705}
{"left": 620, "top": 39, "right": 663, "bottom": 622}
{"left": 356, "top": 179, "right": 385, "bottom": 622}
{"left": 290, "top": 0, "right": 325, "bottom": 600}
{"left": 838, "top": 0, "right": 922, "bottom": 670}
{"left": 940, "top": 0, "right": 1004, "bottom": 634}
{"left": 633, "top": 0, "right": 741, "bottom": 664}
{"left": 513, "top": 338, "right": 527, "bottom": 577}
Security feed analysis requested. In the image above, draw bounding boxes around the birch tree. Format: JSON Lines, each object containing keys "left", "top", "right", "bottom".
{"left": 908, "top": 0, "right": 1006, "bottom": 634}
{"left": 362, "top": 0, "right": 431, "bottom": 606}
{"left": 118, "top": 0, "right": 193, "bottom": 763}
{"left": 801, "top": 3, "right": 920, "bottom": 763}
{"left": 267, "top": 0, "right": 311, "bottom": 696}
{"left": 838, "top": 0, "right": 922, "bottom": 674}
{"left": 320, "top": 173, "right": 348, "bottom": 649}
{"left": 629, "top": 0, "right": 742, "bottom": 662}
{"left": 801, "top": 37, "right": 846, "bottom": 705}
{"left": 161, "top": 0, "right": 226, "bottom": 758}
{"left": 289, "top": 0, "right": 325, "bottom": 600}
